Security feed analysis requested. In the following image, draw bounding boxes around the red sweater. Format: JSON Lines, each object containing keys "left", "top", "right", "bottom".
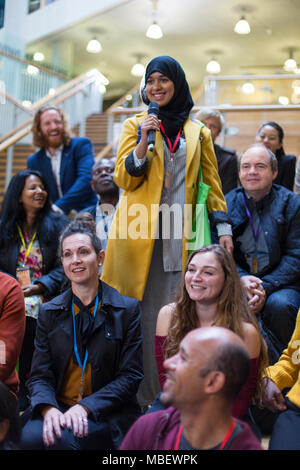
{"left": 155, "top": 334, "right": 259, "bottom": 420}
{"left": 0, "top": 273, "right": 25, "bottom": 395}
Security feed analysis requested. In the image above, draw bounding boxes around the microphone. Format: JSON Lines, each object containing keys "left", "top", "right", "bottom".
{"left": 147, "top": 102, "right": 159, "bottom": 151}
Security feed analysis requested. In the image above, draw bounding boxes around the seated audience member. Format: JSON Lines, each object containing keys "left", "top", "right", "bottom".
{"left": 262, "top": 309, "right": 300, "bottom": 450}
{"left": 20, "top": 220, "right": 143, "bottom": 450}
{"left": 83, "top": 157, "right": 119, "bottom": 252}
{"left": 196, "top": 108, "right": 238, "bottom": 194}
{"left": 255, "top": 121, "right": 296, "bottom": 191}
{"left": 226, "top": 143, "right": 300, "bottom": 363}
{"left": 0, "top": 170, "right": 69, "bottom": 410}
{"left": 0, "top": 381, "right": 21, "bottom": 450}
{"left": 155, "top": 244, "right": 268, "bottom": 421}
{"left": 28, "top": 105, "right": 97, "bottom": 215}
{"left": 295, "top": 156, "right": 300, "bottom": 195}
{"left": 120, "top": 327, "right": 263, "bottom": 450}
{"left": 0, "top": 273, "right": 25, "bottom": 397}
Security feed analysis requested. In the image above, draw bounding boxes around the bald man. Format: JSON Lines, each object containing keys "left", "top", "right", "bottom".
{"left": 120, "top": 327, "right": 263, "bottom": 450}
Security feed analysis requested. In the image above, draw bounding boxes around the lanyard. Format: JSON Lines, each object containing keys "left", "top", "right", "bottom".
{"left": 160, "top": 123, "right": 182, "bottom": 160}
{"left": 71, "top": 295, "right": 99, "bottom": 384}
{"left": 173, "top": 420, "right": 235, "bottom": 450}
{"left": 241, "top": 193, "right": 260, "bottom": 243}
{"left": 16, "top": 224, "right": 37, "bottom": 265}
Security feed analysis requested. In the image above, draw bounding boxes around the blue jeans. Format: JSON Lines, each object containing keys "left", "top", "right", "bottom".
{"left": 261, "top": 288, "right": 300, "bottom": 361}
{"left": 269, "top": 398, "right": 300, "bottom": 450}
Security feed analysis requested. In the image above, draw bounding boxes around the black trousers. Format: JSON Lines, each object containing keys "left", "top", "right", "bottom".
{"left": 18, "top": 316, "right": 37, "bottom": 407}
{"left": 269, "top": 398, "right": 300, "bottom": 450}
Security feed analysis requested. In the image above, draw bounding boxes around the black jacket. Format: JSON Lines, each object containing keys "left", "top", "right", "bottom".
{"left": 226, "top": 184, "right": 300, "bottom": 295}
{"left": 274, "top": 153, "right": 296, "bottom": 191}
{"left": 27, "top": 282, "right": 143, "bottom": 446}
{"left": 214, "top": 143, "right": 238, "bottom": 195}
{"left": 0, "top": 211, "right": 69, "bottom": 297}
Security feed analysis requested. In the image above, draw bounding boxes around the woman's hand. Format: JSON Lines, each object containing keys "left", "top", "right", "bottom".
{"left": 135, "top": 115, "right": 161, "bottom": 160}
{"left": 63, "top": 404, "right": 89, "bottom": 438}
{"left": 22, "top": 283, "right": 44, "bottom": 297}
{"left": 42, "top": 406, "right": 66, "bottom": 447}
{"left": 261, "top": 377, "right": 287, "bottom": 413}
{"left": 219, "top": 235, "right": 234, "bottom": 254}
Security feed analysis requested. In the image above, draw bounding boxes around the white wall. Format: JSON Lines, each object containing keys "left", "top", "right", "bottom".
{"left": 5, "top": 0, "right": 129, "bottom": 44}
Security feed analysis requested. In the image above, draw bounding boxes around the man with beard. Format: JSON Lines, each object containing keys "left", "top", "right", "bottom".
{"left": 81, "top": 157, "right": 119, "bottom": 253}
{"left": 120, "top": 327, "right": 263, "bottom": 450}
{"left": 27, "top": 105, "right": 97, "bottom": 215}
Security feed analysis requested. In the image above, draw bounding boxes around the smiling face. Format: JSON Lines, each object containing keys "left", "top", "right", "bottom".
{"left": 145, "top": 71, "right": 175, "bottom": 107}
{"left": 61, "top": 233, "right": 104, "bottom": 287}
{"left": 255, "top": 124, "right": 282, "bottom": 155}
{"left": 19, "top": 174, "right": 48, "bottom": 214}
{"left": 39, "top": 109, "right": 64, "bottom": 149}
{"left": 239, "top": 145, "right": 278, "bottom": 201}
{"left": 160, "top": 330, "right": 215, "bottom": 409}
{"left": 184, "top": 252, "right": 225, "bottom": 306}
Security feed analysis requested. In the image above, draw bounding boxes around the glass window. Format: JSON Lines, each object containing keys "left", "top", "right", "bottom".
{"left": 28, "top": 0, "right": 41, "bottom": 14}
{"left": 0, "top": 0, "right": 5, "bottom": 29}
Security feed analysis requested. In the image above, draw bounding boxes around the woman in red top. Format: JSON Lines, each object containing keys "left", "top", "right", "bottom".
{"left": 155, "top": 244, "right": 268, "bottom": 419}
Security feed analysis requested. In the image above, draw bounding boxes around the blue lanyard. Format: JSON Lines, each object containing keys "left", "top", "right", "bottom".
{"left": 71, "top": 295, "right": 99, "bottom": 382}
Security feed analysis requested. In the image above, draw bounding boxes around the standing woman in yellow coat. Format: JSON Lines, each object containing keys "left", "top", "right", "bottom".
{"left": 102, "top": 56, "right": 233, "bottom": 408}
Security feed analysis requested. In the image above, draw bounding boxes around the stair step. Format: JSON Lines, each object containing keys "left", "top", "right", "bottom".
{"left": 0, "top": 112, "right": 110, "bottom": 207}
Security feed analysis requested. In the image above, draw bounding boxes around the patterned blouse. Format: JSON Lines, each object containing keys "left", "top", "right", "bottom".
{"left": 17, "top": 232, "right": 43, "bottom": 319}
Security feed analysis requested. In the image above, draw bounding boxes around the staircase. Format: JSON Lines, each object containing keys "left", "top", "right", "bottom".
{"left": 0, "top": 111, "right": 110, "bottom": 207}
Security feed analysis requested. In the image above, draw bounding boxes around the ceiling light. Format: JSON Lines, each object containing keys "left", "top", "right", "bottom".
{"left": 283, "top": 48, "right": 297, "bottom": 71}
{"left": 206, "top": 59, "right": 221, "bottom": 74}
{"left": 22, "top": 100, "right": 32, "bottom": 107}
{"left": 99, "top": 84, "right": 106, "bottom": 94}
{"left": 234, "top": 16, "right": 250, "bottom": 34}
{"left": 26, "top": 64, "right": 39, "bottom": 75}
{"left": 278, "top": 96, "right": 289, "bottom": 105}
{"left": 242, "top": 82, "right": 255, "bottom": 94}
{"left": 86, "top": 38, "right": 102, "bottom": 54}
{"left": 284, "top": 58, "right": 297, "bottom": 71}
{"left": 33, "top": 52, "right": 44, "bottom": 62}
{"left": 146, "top": 22, "right": 163, "bottom": 39}
{"left": 131, "top": 62, "right": 145, "bottom": 77}
{"left": 146, "top": 0, "right": 163, "bottom": 39}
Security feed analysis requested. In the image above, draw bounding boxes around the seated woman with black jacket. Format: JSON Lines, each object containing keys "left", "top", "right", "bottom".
{"left": 19, "top": 220, "right": 143, "bottom": 450}
{"left": 0, "top": 169, "right": 69, "bottom": 409}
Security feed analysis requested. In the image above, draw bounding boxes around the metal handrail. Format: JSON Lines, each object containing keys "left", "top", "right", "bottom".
{"left": 0, "top": 69, "right": 101, "bottom": 150}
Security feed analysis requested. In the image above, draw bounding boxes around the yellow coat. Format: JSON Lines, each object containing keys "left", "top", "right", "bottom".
{"left": 265, "top": 309, "right": 300, "bottom": 408}
{"left": 101, "top": 111, "right": 227, "bottom": 301}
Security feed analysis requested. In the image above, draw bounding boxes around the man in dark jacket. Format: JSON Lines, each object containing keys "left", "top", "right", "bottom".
{"left": 226, "top": 143, "right": 300, "bottom": 363}
{"left": 82, "top": 158, "right": 119, "bottom": 252}
{"left": 28, "top": 105, "right": 97, "bottom": 215}
{"left": 197, "top": 108, "right": 238, "bottom": 194}
{"left": 120, "top": 327, "right": 263, "bottom": 450}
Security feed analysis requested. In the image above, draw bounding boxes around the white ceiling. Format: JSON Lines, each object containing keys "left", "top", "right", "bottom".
{"left": 26, "top": 0, "right": 300, "bottom": 100}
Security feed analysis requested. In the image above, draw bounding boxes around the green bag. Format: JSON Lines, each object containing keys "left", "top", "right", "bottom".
{"left": 188, "top": 165, "right": 212, "bottom": 255}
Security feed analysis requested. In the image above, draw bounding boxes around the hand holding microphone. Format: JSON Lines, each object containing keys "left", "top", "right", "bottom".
{"left": 147, "top": 102, "right": 159, "bottom": 151}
